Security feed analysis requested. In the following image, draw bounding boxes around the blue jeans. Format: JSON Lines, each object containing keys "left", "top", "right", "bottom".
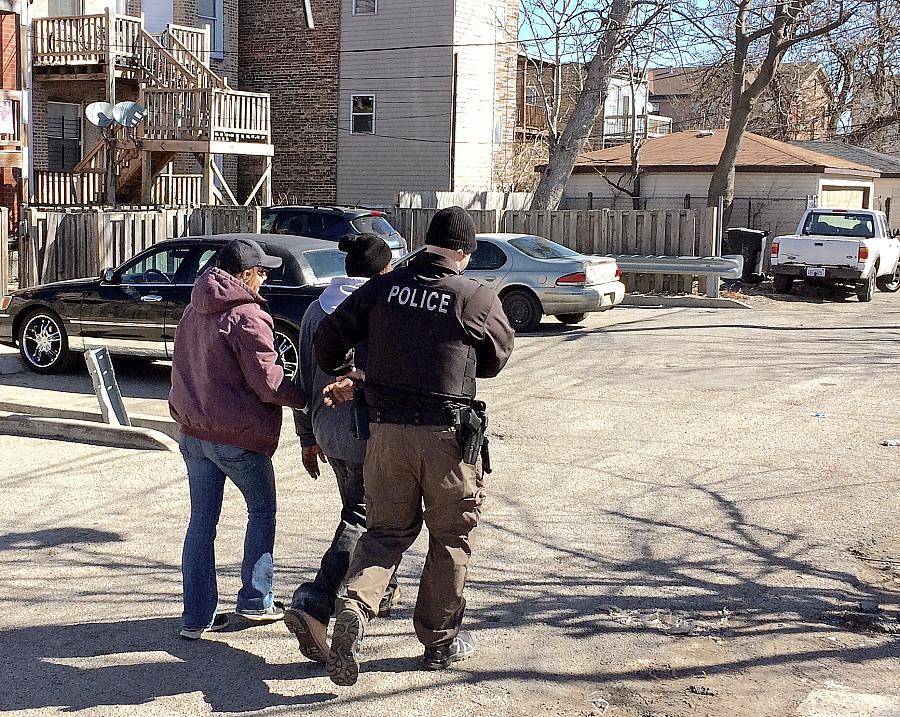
{"left": 179, "top": 435, "right": 277, "bottom": 630}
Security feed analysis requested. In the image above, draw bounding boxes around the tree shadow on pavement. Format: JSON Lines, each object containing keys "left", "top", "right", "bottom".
{"left": 0, "top": 527, "right": 123, "bottom": 551}
{"left": 0, "top": 617, "right": 337, "bottom": 713}
{"left": 457, "top": 481, "right": 900, "bottom": 676}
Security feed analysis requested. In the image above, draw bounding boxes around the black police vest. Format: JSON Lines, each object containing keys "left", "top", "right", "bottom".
{"left": 365, "top": 266, "right": 478, "bottom": 401}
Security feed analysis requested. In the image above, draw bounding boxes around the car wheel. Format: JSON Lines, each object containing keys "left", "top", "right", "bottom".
{"left": 556, "top": 312, "right": 588, "bottom": 325}
{"left": 875, "top": 263, "right": 900, "bottom": 292}
{"left": 501, "top": 289, "right": 542, "bottom": 333}
{"left": 856, "top": 271, "right": 875, "bottom": 302}
{"left": 18, "top": 309, "right": 72, "bottom": 374}
{"left": 773, "top": 274, "right": 793, "bottom": 294}
{"left": 273, "top": 324, "right": 300, "bottom": 381}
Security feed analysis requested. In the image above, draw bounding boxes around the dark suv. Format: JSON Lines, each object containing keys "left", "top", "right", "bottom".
{"left": 261, "top": 205, "right": 407, "bottom": 259}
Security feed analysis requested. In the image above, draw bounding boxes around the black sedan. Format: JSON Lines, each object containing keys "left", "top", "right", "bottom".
{"left": 0, "top": 234, "right": 346, "bottom": 377}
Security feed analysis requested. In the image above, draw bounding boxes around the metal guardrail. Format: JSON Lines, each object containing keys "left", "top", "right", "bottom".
{"left": 84, "top": 348, "right": 131, "bottom": 427}
{"left": 606, "top": 255, "right": 744, "bottom": 298}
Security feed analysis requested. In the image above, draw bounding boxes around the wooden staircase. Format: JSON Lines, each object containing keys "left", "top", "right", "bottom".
{"left": 33, "top": 13, "right": 272, "bottom": 206}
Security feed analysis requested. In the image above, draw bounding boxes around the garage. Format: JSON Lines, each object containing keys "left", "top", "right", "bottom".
{"left": 820, "top": 185, "right": 870, "bottom": 209}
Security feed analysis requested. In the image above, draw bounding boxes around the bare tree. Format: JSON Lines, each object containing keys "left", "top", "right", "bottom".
{"left": 698, "top": 0, "right": 852, "bottom": 211}
{"left": 530, "top": 0, "right": 668, "bottom": 210}
{"left": 820, "top": 0, "right": 900, "bottom": 151}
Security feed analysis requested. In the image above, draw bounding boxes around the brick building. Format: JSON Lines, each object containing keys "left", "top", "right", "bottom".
{"left": 239, "top": 0, "right": 520, "bottom": 207}
{"left": 0, "top": 2, "right": 22, "bottom": 230}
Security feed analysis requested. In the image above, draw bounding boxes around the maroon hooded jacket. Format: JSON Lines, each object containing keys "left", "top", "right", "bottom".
{"left": 169, "top": 267, "right": 306, "bottom": 455}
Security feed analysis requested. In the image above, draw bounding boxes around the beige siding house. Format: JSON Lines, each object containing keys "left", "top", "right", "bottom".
{"left": 336, "top": 0, "right": 518, "bottom": 207}
{"left": 563, "top": 130, "right": 881, "bottom": 237}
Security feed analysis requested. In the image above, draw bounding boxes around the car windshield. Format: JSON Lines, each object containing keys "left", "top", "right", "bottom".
{"left": 352, "top": 215, "right": 398, "bottom": 238}
{"left": 304, "top": 249, "right": 347, "bottom": 284}
{"left": 802, "top": 212, "right": 876, "bottom": 238}
{"left": 508, "top": 235, "right": 579, "bottom": 259}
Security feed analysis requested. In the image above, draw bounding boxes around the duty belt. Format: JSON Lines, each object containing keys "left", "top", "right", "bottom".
{"left": 373, "top": 406, "right": 459, "bottom": 426}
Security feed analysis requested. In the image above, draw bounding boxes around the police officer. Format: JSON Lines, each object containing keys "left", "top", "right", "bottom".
{"left": 314, "top": 206, "right": 514, "bottom": 686}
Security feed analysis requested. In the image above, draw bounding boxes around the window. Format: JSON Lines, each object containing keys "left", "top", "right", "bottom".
{"left": 47, "top": 102, "right": 82, "bottom": 172}
{"left": 351, "top": 95, "right": 375, "bottom": 134}
{"left": 353, "top": 0, "right": 377, "bottom": 15}
{"left": 351, "top": 215, "right": 398, "bottom": 238}
{"left": 495, "top": 6, "right": 506, "bottom": 40}
{"left": 801, "top": 212, "right": 876, "bottom": 239}
{"left": 493, "top": 113, "right": 503, "bottom": 144}
{"left": 49, "top": 0, "right": 82, "bottom": 15}
{"left": 119, "top": 246, "right": 193, "bottom": 285}
{"left": 304, "top": 249, "right": 349, "bottom": 284}
{"left": 468, "top": 241, "right": 508, "bottom": 271}
{"left": 508, "top": 235, "right": 579, "bottom": 259}
{"left": 198, "top": 0, "right": 224, "bottom": 60}
{"left": 187, "top": 248, "right": 219, "bottom": 283}
{"left": 525, "top": 85, "right": 538, "bottom": 107}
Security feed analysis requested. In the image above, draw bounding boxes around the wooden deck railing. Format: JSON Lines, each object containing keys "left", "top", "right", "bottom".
{"left": 164, "top": 31, "right": 225, "bottom": 89}
{"left": 32, "top": 14, "right": 108, "bottom": 66}
{"left": 142, "top": 88, "right": 270, "bottom": 144}
{"left": 32, "top": 170, "right": 204, "bottom": 207}
{"left": 33, "top": 171, "right": 105, "bottom": 206}
{"left": 154, "top": 174, "right": 202, "bottom": 206}
{"left": 211, "top": 90, "right": 270, "bottom": 143}
{"left": 166, "top": 24, "right": 210, "bottom": 67}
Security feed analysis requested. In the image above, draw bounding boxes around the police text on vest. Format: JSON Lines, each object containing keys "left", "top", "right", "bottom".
{"left": 387, "top": 285, "right": 452, "bottom": 314}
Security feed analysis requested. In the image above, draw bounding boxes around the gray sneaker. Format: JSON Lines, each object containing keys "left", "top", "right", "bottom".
{"left": 422, "top": 631, "right": 476, "bottom": 670}
{"left": 179, "top": 613, "right": 229, "bottom": 640}
{"left": 236, "top": 601, "right": 285, "bottom": 623}
{"left": 327, "top": 609, "right": 364, "bottom": 686}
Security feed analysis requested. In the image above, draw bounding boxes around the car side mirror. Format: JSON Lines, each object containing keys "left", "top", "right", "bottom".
{"left": 101, "top": 267, "right": 117, "bottom": 283}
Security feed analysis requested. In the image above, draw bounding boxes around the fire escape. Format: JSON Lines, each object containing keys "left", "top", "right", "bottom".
{"left": 30, "top": 10, "right": 272, "bottom": 206}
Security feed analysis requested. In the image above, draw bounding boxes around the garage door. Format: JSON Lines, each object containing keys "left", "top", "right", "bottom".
{"left": 820, "top": 186, "right": 868, "bottom": 209}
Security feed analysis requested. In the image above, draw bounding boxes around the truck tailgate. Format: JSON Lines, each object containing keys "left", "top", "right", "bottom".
{"left": 778, "top": 236, "right": 860, "bottom": 268}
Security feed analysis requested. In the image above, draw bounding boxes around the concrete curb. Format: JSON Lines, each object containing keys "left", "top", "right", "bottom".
{"left": 622, "top": 294, "right": 752, "bottom": 310}
{"left": 0, "top": 400, "right": 179, "bottom": 440}
{"left": 0, "top": 412, "right": 180, "bottom": 452}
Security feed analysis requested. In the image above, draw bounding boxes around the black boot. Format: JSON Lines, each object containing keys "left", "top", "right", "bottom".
{"left": 422, "top": 631, "right": 476, "bottom": 670}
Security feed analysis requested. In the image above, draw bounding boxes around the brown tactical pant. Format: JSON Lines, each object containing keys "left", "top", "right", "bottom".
{"left": 334, "top": 422, "right": 483, "bottom": 648}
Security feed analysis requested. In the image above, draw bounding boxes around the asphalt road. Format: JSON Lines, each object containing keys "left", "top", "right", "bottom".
{"left": 1, "top": 286, "right": 898, "bottom": 717}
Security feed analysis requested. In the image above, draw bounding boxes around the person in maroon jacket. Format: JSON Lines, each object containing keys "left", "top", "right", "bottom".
{"left": 169, "top": 238, "right": 307, "bottom": 640}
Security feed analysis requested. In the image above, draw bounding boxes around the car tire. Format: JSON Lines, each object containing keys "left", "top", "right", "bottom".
{"left": 556, "top": 313, "right": 588, "bottom": 325}
{"left": 273, "top": 323, "right": 300, "bottom": 381}
{"left": 18, "top": 309, "right": 73, "bottom": 374}
{"left": 501, "top": 289, "right": 542, "bottom": 333}
{"left": 773, "top": 274, "right": 793, "bottom": 294}
{"left": 856, "top": 271, "right": 875, "bottom": 302}
{"left": 875, "top": 262, "right": 900, "bottom": 292}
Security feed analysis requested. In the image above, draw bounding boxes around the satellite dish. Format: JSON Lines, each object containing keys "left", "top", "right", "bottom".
{"left": 112, "top": 101, "right": 147, "bottom": 129}
{"left": 85, "top": 101, "right": 115, "bottom": 128}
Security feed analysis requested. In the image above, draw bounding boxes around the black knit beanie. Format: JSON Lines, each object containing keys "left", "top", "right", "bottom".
{"left": 424, "top": 206, "right": 477, "bottom": 254}
{"left": 339, "top": 233, "right": 392, "bottom": 278}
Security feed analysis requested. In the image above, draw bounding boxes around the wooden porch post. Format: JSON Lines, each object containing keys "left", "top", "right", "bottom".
{"left": 140, "top": 151, "right": 152, "bottom": 205}
{"left": 200, "top": 154, "right": 215, "bottom": 206}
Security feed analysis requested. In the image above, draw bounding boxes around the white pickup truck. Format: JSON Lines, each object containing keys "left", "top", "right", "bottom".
{"left": 770, "top": 208, "right": 900, "bottom": 301}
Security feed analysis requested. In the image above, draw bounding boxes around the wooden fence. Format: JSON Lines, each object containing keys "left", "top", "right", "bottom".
{"left": 389, "top": 208, "right": 498, "bottom": 249}
{"left": 391, "top": 206, "right": 719, "bottom": 295}
{"left": 19, "top": 206, "right": 261, "bottom": 288}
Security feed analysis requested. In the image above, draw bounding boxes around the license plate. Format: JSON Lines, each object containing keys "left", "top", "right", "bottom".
{"left": 806, "top": 267, "right": 826, "bottom": 278}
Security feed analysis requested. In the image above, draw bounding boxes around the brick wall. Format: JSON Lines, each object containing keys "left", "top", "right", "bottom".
{"left": 1, "top": 13, "right": 18, "bottom": 90}
{"left": 31, "top": 79, "right": 140, "bottom": 171}
{"left": 238, "top": 0, "right": 338, "bottom": 203}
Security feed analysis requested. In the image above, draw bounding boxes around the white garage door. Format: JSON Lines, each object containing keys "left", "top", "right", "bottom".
{"left": 820, "top": 186, "right": 868, "bottom": 209}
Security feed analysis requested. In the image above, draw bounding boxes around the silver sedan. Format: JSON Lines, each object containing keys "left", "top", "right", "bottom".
{"left": 465, "top": 233, "right": 625, "bottom": 332}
